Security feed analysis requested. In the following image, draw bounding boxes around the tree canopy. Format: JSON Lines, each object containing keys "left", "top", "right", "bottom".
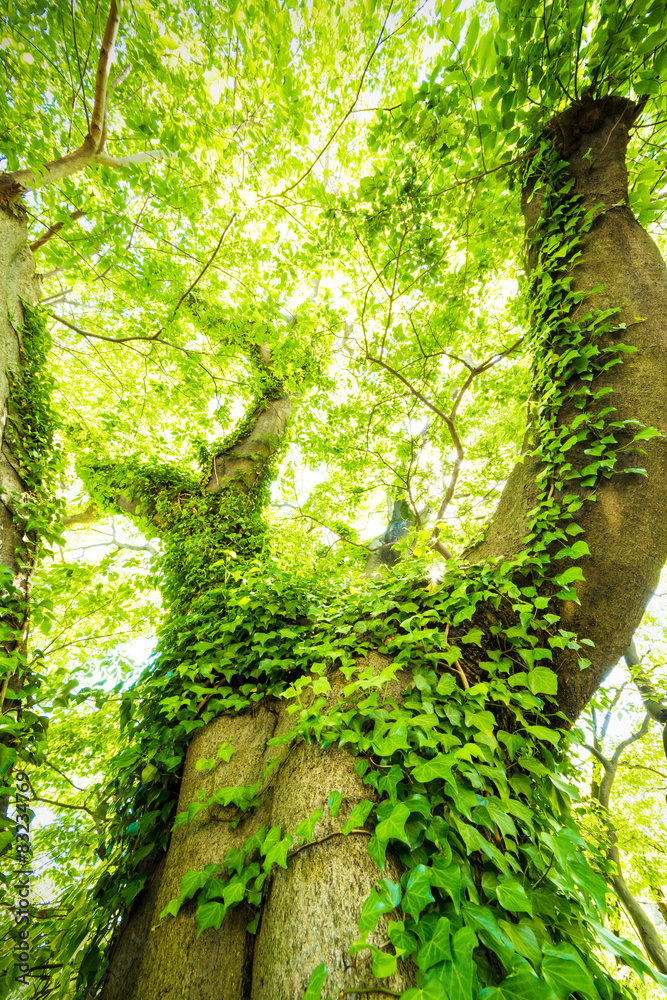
{"left": 3, "top": 0, "right": 667, "bottom": 998}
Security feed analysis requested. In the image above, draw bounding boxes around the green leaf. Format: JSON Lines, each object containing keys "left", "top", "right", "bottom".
{"left": 496, "top": 877, "right": 533, "bottom": 915}
{"left": 417, "top": 916, "right": 451, "bottom": 970}
{"left": 263, "top": 833, "right": 293, "bottom": 870}
{"left": 388, "top": 919, "right": 418, "bottom": 956}
{"left": 439, "top": 926, "right": 477, "bottom": 1000}
{"left": 527, "top": 667, "right": 558, "bottom": 696}
{"left": 429, "top": 859, "right": 461, "bottom": 912}
{"left": 303, "top": 962, "right": 328, "bottom": 1000}
{"left": 196, "top": 900, "right": 227, "bottom": 935}
{"left": 328, "top": 790, "right": 343, "bottom": 818}
{"left": 411, "top": 753, "right": 456, "bottom": 783}
{"left": 467, "top": 710, "right": 496, "bottom": 735}
{"left": 371, "top": 947, "right": 398, "bottom": 978}
{"left": 402, "top": 865, "right": 435, "bottom": 919}
{"left": 482, "top": 968, "right": 552, "bottom": 1000}
{"left": 141, "top": 763, "right": 158, "bottom": 783}
{"left": 542, "top": 949, "right": 599, "bottom": 1000}
{"left": 295, "top": 809, "right": 324, "bottom": 841}
{"left": 359, "top": 883, "right": 400, "bottom": 935}
{"left": 342, "top": 799, "right": 374, "bottom": 835}
{"left": 375, "top": 801, "right": 411, "bottom": 846}
{"left": 553, "top": 566, "right": 585, "bottom": 586}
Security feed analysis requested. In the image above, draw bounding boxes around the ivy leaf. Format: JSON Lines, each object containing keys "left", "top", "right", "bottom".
{"left": 411, "top": 753, "right": 456, "bottom": 783}
{"left": 461, "top": 628, "right": 484, "bottom": 646}
{"left": 263, "top": 833, "right": 294, "bottom": 870}
{"left": 402, "top": 865, "right": 435, "bottom": 920}
{"left": 416, "top": 915, "right": 451, "bottom": 970}
{"left": 462, "top": 902, "right": 514, "bottom": 967}
{"left": 328, "top": 790, "right": 343, "bottom": 818}
{"left": 527, "top": 667, "right": 558, "bottom": 696}
{"left": 467, "top": 711, "right": 496, "bottom": 735}
{"left": 342, "top": 799, "right": 374, "bottom": 835}
{"left": 496, "top": 877, "right": 533, "bottom": 915}
{"left": 359, "top": 882, "right": 400, "bottom": 935}
{"left": 429, "top": 859, "right": 461, "bottom": 912}
{"left": 295, "top": 809, "right": 324, "bottom": 841}
{"left": 375, "top": 801, "right": 411, "bottom": 846}
{"left": 497, "top": 920, "right": 543, "bottom": 966}
{"left": 481, "top": 968, "right": 552, "bottom": 1000}
{"left": 196, "top": 900, "right": 226, "bottom": 935}
{"left": 371, "top": 947, "right": 398, "bottom": 978}
{"left": 553, "top": 566, "right": 585, "bottom": 587}
{"left": 542, "top": 950, "right": 599, "bottom": 1000}
{"left": 180, "top": 864, "right": 220, "bottom": 902}
{"left": 388, "top": 919, "right": 418, "bottom": 956}
{"left": 439, "top": 926, "right": 477, "bottom": 1000}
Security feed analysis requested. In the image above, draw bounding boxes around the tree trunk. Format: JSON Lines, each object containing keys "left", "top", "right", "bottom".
{"left": 0, "top": 205, "right": 41, "bottom": 748}
{"left": 100, "top": 658, "right": 415, "bottom": 1000}
{"left": 472, "top": 96, "right": 667, "bottom": 719}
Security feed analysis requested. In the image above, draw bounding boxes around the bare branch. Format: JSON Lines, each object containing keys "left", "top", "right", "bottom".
{"left": 90, "top": 0, "right": 121, "bottom": 149}
{"left": 265, "top": 1, "right": 396, "bottom": 202}
{"left": 169, "top": 215, "right": 236, "bottom": 320}
{"left": 30, "top": 209, "right": 86, "bottom": 253}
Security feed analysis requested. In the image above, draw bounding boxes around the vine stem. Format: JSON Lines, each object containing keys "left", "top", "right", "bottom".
{"left": 288, "top": 828, "right": 372, "bottom": 861}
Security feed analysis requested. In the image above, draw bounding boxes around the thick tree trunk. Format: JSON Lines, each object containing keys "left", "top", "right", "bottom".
{"left": 100, "top": 657, "right": 415, "bottom": 1000}
{"left": 472, "top": 96, "right": 667, "bottom": 719}
{"left": 0, "top": 206, "right": 41, "bottom": 723}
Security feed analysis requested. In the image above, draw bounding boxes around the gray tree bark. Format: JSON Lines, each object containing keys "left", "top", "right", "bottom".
{"left": 0, "top": 205, "right": 41, "bottom": 723}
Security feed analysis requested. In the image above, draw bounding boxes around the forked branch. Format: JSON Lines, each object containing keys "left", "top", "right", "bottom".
{"left": 0, "top": 1, "right": 176, "bottom": 204}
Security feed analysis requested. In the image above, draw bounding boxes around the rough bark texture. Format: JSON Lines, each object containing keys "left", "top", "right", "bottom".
{"left": 206, "top": 393, "right": 296, "bottom": 495}
{"left": 0, "top": 206, "right": 41, "bottom": 719}
{"left": 100, "top": 656, "right": 415, "bottom": 1000}
{"left": 0, "top": 206, "right": 40, "bottom": 576}
{"left": 471, "top": 96, "right": 667, "bottom": 719}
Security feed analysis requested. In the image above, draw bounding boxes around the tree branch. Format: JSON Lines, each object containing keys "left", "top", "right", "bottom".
{"left": 62, "top": 503, "right": 100, "bottom": 526}
{"left": 587, "top": 715, "right": 667, "bottom": 974}
{"left": 90, "top": 0, "right": 120, "bottom": 149}
{"left": 169, "top": 214, "right": 236, "bottom": 320}
{"left": 0, "top": 0, "right": 120, "bottom": 201}
{"left": 30, "top": 209, "right": 86, "bottom": 253}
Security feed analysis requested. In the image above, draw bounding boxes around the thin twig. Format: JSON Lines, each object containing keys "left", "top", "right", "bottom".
{"left": 170, "top": 215, "right": 236, "bottom": 320}
{"left": 266, "top": 1, "right": 396, "bottom": 201}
